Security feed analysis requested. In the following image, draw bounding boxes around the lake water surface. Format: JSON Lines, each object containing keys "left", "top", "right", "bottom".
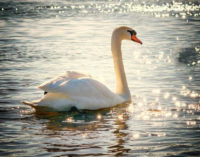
{"left": 0, "top": 0, "right": 200, "bottom": 156}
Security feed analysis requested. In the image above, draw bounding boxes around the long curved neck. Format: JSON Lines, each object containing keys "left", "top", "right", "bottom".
{"left": 111, "top": 31, "right": 131, "bottom": 101}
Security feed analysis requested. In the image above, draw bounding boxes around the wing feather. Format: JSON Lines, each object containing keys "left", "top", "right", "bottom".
{"left": 38, "top": 71, "right": 91, "bottom": 92}
{"left": 36, "top": 71, "right": 124, "bottom": 110}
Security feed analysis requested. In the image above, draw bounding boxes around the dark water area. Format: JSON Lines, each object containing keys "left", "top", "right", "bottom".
{"left": 0, "top": 0, "right": 200, "bottom": 156}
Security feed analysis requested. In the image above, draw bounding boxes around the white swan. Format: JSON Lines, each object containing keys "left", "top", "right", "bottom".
{"left": 23, "top": 26, "right": 142, "bottom": 111}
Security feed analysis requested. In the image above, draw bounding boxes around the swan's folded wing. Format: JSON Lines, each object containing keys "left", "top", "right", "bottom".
{"left": 39, "top": 76, "right": 124, "bottom": 110}
{"left": 38, "top": 71, "right": 91, "bottom": 92}
{"left": 39, "top": 76, "right": 116, "bottom": 99}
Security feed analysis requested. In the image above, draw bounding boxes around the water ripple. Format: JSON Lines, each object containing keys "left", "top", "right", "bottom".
{"left": 0, "top": 0, "right": 200, "bottom": 156}
{"left": 0, "top": 0, "right": 200, "bottom": 18}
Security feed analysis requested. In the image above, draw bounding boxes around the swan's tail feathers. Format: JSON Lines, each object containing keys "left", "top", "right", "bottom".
{"left": 22, "top": 101, "right": 38, "bottom": 109}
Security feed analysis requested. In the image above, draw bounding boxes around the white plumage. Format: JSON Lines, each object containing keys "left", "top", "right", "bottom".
{"left": 36, "top": 71, "right": 123, "bottom": 111}
{"left": 22, "top": 26, "right": 142, "bottom": 111}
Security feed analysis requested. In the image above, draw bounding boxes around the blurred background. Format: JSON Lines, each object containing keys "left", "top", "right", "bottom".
{"left": 0, "top": 0, "right": 200, "bottom": 156}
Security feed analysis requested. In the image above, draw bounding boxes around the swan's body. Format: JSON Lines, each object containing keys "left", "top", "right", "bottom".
{"left": 23, "top": 26, "right": 142, "bottom": 111}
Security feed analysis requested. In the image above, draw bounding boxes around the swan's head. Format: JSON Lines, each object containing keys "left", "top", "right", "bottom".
{"left": 114, "top": 26, "right": 143, "bottom": 45}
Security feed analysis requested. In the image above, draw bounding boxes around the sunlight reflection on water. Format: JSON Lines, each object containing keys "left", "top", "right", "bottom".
{"left": 0, "top": 0, "right": 200, "bottom": 156}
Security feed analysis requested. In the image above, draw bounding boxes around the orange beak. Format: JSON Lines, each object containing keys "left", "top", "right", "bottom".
{"left": 131, "top": 35, "right": 143, "bottom": 45}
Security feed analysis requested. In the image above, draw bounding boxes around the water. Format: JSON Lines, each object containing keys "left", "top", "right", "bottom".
{"left": 0, "top": 0, "right": 200, "bottom": 156}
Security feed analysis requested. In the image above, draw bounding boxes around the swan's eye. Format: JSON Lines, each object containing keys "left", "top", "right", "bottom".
{"left": 127, "top": 30, "right": 137, "bottom": 36}
{"left": 127, "top": 30, "right": 142, "bottom": 44}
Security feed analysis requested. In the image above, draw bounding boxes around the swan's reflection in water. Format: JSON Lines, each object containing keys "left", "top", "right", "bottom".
{"left": 27, "top": 103, "right": 131, "bottom": 156}
{"left": 109, "top": 108, "right": 131, "bottom": 156}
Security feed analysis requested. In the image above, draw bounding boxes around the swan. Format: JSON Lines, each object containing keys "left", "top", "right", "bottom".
{"left": 22, "top": 26, "right": 142, "bottom": 111}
